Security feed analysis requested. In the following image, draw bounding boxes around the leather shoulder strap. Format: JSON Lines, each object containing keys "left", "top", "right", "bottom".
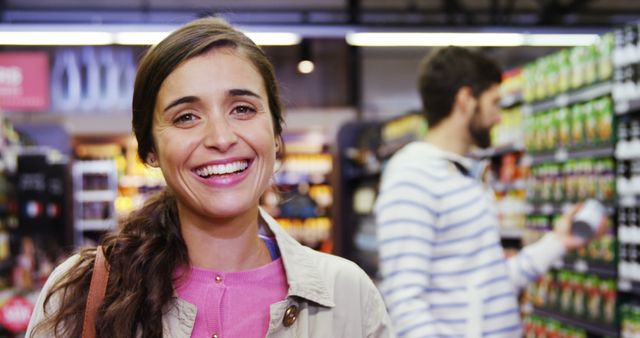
{"left": 82, "top": 246, "right": 110, "bottom": 338}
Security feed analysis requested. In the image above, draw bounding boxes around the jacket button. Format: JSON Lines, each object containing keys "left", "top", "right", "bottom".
{"left": 282, "top": 304, "right": 298, "bottom": 327}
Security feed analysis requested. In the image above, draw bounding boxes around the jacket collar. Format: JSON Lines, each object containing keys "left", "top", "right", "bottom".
{"left": 258, "top": 208, "right": 335, "bottom": 308}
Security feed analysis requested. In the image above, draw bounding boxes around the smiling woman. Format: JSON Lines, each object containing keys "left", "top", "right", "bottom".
{"left": 24, "top": 17, "right": 394, "bottom": 338}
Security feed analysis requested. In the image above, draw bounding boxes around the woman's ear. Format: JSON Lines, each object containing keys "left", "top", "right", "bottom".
{"left": 275, "top": 137, "right": 284, "bottom": 157}
{"left": 146, "top": 153, "right": 159, "bottom": 167}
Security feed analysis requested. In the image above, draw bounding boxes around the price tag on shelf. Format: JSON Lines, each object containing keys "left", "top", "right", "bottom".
{"left": 554, "top": 148, "right": 568, "bottom": 162}
{"left": 615, "top": 101, "right": 630, "bottom": 115}
{"left": 574, "top": 260, "right": 588, "bottom": 273}
{"left": 619, "top": 279, "right": 632, "bottom": 291}
{"left": 541, "top": 203, "right": 554, "bottom": 215}
{"left": 620, "top": 195, "right": 636, "bottom": 208}
{"left": 555, "top": 94, "right": 569, "bottom": 107}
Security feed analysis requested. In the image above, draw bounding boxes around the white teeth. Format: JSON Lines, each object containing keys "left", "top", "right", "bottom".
{"left": 196, "top": 161, "right": 248, "bottom": 177}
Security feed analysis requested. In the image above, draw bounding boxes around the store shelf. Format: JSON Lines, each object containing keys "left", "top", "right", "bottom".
{"left": 615, "top": 97, "right": 640, "bottom": 115}
{"left": 500, "top": 92, "right": 523, "bottom": 109}
{"left": 532, "top": 307, "right": 618, "bottom": 337}
{"left": 522, "top": 81, "right": 613, "bottom": 115}
{"left": 619, "top": 194, "right": 640, "bottom": 208}
{"left": 523, "top": 144, "right": 615, "bottom": 166}
{"left": 75, "top": 190, "right": 117, "bottom": 202}
{"left": 527, "top": 201, "right": 616, "bottom": 216}
{"left": 77, "top": 219, "right": 116, "bottom": 231}
{"left": 526, "top": 202, "right": 566, "bottom": 215}
{"left": 493, "top": 179, "right": 526, "bottom": 193}
{"left": 559, "top": 259, "right": 617, "bottom": 278}
{"left": 470, "top": 143, "right": 524, "bottom": 159}
{"left": 618, "top": 279, "right": 640, "bottom": 294}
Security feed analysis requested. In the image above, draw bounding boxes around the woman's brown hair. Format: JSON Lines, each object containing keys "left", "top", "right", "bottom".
{"left": 31, "top": 17, "right": 285, "bottom": 338}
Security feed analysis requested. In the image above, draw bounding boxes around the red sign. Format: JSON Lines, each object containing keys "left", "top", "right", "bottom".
{"left": 0, "top": 52, "right": 49, "bottom": 112}
{"left": 0, "top": 296, "right": 34, "bottom": 333}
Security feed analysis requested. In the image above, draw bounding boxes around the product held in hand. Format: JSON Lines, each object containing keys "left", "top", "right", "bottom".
{"left": 571, "top": 199, "right": 605, "bottom": 240}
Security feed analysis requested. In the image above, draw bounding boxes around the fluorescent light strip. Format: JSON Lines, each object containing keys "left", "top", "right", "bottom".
{"left": 114, "top": 32, "right": 171, "bottom": 45}
{"left": 115, "top": 31, "right": 301, "bottom": 46}
{"left": 243, "top": 32, "right": 301, "bottom": 46}
{"left": 0, "top": 31, "right": 113, "bottom": 45}
{"left": 346, "top": 32, "right": 601, "bottom": 47}
{"left": 0, "top": 28, "right": 301, "bottom": 46}
{"left": 524, "top": 34, "right": 600, "bottom": 46}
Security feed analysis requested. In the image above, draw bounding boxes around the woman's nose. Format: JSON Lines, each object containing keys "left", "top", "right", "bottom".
{"left": 202, "top": 117, "right": 238, "bottom": 152}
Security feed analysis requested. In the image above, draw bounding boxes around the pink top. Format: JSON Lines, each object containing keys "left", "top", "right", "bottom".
{"left": 174, "top": 258, "right": 288, "bottom": 338}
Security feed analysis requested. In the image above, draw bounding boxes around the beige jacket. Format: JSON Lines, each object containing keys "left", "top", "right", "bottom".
{"left": 26, "top": 208, "right": 395, "bottom": 337}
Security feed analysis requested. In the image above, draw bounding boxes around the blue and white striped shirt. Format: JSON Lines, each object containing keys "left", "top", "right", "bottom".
{"left": 375, "top": 142, "right": 565, "bottom": 338}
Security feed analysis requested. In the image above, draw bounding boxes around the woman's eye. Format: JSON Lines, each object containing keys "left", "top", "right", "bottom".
{"left": 173, "top": 113, "right": 197, "bottom": 125}
{"left": 233, "top": 105, "right": 257, "bottom": 117}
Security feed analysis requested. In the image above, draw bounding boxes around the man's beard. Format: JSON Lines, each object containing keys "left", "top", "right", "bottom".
{"left": 469, "top": 110, "right": 492, "bottom": 149}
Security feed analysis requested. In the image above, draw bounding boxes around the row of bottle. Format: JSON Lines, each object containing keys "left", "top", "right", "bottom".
{"left": 621, "top": 303, "right": 640, "bottom": 338}
{"left": 523, "top": 96, "right": 614, "bottom": 152}
{"left": 618, "top": 159, "right": 640, "bottom": 196}
{"left": 617, "top": 207, "right": 640, "bottom": 281}
{"left": 613, "top": 62, "right": 640, "bottom": 102}
{"left": 490, "top": 106, "right": 524, "bottom": 148}
{"left": 526, "top": 270, "right": 617, "bottom": 326}
{"left": 523, "top": 314, "right": 586, "bottom": 338}
{"left": 275, "top": 154, "right": 333, "bottom": 185}
{"left": 276, "top": 217, "right": 331, "bottom": 249}
{"left": 613, "top": 23, "right": 640, "bottom": 103}
{"left": 614, "top": 22, "right": 640, "bottom": 67}
{"left": 526, "top": 158, "right": 615, "bottom": 203}
{"left": 617, "top": 117, "right": 640, "bottom": 160}
{"left": 619, "top": 207, "right": 640, "bottom": 281}
{"left": 522, "top": 33, "right": 614, "bottom": 102}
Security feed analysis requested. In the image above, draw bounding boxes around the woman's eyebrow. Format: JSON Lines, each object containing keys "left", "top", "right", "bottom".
{"left": 163, "top": 96, "right": 199, "bottom": 112}
{"left": 229, "top": 88, "right": 261, "bottom": 99}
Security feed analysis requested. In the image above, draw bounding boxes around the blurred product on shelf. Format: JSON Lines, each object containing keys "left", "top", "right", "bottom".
{"left": 526, "top": 269, "right": 617, "bottom": 328}
{"left": 335, "top": 112, "right": 427, "bottom": 277}
{"left": 523, "top": 314, "right": 587, "bottom": 338}
{"left": 260, "top": 130, "right": 335, "bottom": 253}
{"left": 522, "top": 32, "right": 614, "bottom": 103}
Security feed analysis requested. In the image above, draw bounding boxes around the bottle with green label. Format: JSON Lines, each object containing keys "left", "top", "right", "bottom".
{"left": 598, "top": 32, "right": 615, "bottom": 81}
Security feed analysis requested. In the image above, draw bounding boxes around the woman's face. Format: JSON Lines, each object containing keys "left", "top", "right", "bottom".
{"left": 150, "top": 48, "right": 276, "bottom": 224}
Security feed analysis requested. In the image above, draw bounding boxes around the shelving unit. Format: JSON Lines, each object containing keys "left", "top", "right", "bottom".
{"left": 334, "top": 113, "right": 427, "bottom": 277}
{"left": 533, "top": 307, "right": 619, "bottom": 337}
{"left": 262, "top": 130, "right": 335, "bottom": 253}
{"left": 513, "top": 25, "right": 632, "bottom": 338}
{"left": 71, "top": 159, "right": 118, "bottom": 245}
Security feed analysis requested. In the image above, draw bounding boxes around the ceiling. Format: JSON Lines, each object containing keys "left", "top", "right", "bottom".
{"left": 2, "top": 0, "right": 639, "bottom": 31}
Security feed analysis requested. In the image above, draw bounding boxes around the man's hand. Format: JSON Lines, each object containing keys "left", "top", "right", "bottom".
{"left": 553, "top": 203, "right": 608, "bottom": 251}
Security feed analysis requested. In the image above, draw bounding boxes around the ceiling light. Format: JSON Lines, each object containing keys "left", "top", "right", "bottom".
{"left": 0, "top": 24, "right": 302, "bottom": 46}
{"left": 0, "top": 31, "right": 113, "bottom": 45}
{"left": 523, "top": 34, "right": 600, "bottom": 46}
{"left": 243, "top": 32, "right": 301, "bottom": 46}
{"left": 297, "top": 60, "right": 315, "bottom": 74}
{"left": 345, "top": 32, "right": 600, "bottom": 47}
{"left": 114, "top": 32, "right": 171, "bottom": 45}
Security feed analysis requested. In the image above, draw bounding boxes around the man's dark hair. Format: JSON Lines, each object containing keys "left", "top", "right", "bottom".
{"left": 418, "top": 46, "right": 502, "bottom": 127}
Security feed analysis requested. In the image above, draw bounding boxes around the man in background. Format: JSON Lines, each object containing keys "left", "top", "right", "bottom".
{"left": 375, "top": 46, "right": 605, "bottom": 337}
